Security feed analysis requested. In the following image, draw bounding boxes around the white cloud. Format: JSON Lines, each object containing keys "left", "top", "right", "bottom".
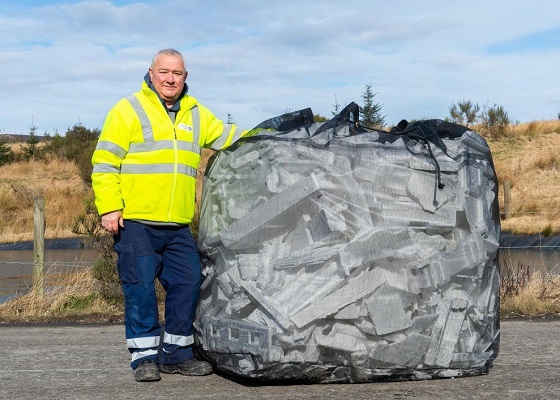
{"left": 1, "top": 0, "right": 559, "bottom": 134}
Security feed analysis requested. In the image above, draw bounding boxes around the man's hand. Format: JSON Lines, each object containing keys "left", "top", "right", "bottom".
{"left": 101, "top": 210, "right": 124, "bottom": 234}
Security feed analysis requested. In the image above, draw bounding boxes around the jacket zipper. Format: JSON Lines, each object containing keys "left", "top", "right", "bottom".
{"left": 168, "top": 126, "right": 178, "bottom": 221}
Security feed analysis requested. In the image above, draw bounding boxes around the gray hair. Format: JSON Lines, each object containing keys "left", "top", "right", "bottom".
{"left": 151, "top": 49, "right": 185, "bottom": 68}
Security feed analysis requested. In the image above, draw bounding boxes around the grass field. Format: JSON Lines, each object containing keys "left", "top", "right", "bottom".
{"left": 1, "top": 121, "right": 560, "bottom": 322}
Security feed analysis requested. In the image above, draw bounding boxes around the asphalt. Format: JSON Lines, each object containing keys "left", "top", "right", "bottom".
{"left": 0, "top": 319, "right": 558, "bottom": 400}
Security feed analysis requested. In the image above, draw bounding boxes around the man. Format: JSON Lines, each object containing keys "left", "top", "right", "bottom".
{"left": 91, "top": 49, "right": 249, "bottom": 382}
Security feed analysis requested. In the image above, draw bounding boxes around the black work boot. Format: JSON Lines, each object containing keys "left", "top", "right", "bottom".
{"left": 159, "top": 359, "right": 213, "bottom": 376}
{"left": 134, "top": 359, "right": 161, "bottom": 382}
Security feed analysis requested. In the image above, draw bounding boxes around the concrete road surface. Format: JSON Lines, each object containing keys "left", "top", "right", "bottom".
{"left": 0, "top": 319, "right": 558, "bottom": 400}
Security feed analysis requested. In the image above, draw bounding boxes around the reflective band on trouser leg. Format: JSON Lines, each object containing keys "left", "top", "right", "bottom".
{"left": 127, "top": 336, "right": 160, "bottom": 367}
{"left": 163, "top": 332, "right": 194, "bottom": 347}
{"left": 127, "top": 336, "right": 160, "bottom": 349}
{"left": 131, "top": 349, "right": 159, "bottom": 363}
{"left": 161, "top": 333, "right": 194, "bottom": 363}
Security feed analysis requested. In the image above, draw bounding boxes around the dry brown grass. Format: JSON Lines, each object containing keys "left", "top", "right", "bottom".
{"left": 0, "top": 266, "right": 122, "bottom": 323}
{"left": 501, "top": 269, "right": 560, "bottom": 316}
{"left": 489, "top": 119, "right": 560, "bottom": 234}
{"left": 0, "top": 156, "right": 90, "bottom": 243}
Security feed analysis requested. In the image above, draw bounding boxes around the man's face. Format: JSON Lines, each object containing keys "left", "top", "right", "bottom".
{"left": 149, "top": 54, "right": 187, "bottom": 106}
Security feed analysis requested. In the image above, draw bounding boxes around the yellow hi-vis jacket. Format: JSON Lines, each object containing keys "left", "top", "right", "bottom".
{"left": 91, "top": 81, "right": 248, "bottom": 224}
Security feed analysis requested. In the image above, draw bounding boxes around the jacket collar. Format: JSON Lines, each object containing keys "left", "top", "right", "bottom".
{"left": 143, "top": 72, "right": 188, "bottom": 112}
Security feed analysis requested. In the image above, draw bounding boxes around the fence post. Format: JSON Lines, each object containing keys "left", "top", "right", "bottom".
{"left": 33, "top": 195, "right": 45, "bottom": 295}
{"left": 503, "top": 180, "right": 511, "bottom": 220}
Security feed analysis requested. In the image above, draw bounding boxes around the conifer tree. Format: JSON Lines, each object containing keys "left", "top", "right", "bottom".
{"left": 359, "top": 83, "right": 385, "bottom": 127}
{"left": 22, "top": 125, "right": 39, "bottom": 160}
{"left": 0, "top": 138, "right": 11, "bottom": 166}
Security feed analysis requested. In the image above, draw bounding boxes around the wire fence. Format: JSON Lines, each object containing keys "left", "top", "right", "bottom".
{"left": 0, "top": 260, "right": 95, "bottom": 267}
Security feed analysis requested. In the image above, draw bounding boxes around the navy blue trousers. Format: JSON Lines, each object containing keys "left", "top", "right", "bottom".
{"left": 113, "top": 221, "right": 201, "bottom": 369}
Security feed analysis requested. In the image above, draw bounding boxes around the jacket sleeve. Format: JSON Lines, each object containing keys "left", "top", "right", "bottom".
{"left": 198, "top": 104, "right": 251, "bottom": 150}
{"left": 91, "top": 99, "right": 134, "bottom": 215}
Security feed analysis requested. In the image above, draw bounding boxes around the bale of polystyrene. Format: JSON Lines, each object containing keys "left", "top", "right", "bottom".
{"left": 194, "top": 104, "right": 500, "bottom": 383}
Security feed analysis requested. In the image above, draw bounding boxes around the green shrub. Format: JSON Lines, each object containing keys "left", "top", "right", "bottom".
{"left": 72, "top": 191, "right": 122, "bottom": 305}
{"left": 542, "top": 224, "right": 554, "bottom": 237}
{"left": 59, "top": 293, "right": 97, "bottom": 311}
{"left": 92, "top": 258, "right": 119, "bottom": 284}
{"left": 480, "top": 103, "right": 510, "bottom": 139}
{"left": 448, "top": 99, "right": 480, "bottom": 127}
{"left": 41, "top": 124, "right": 100, "bottom": 183}
{"left": 92, "top": 259, "right": 123, "bottom": 306}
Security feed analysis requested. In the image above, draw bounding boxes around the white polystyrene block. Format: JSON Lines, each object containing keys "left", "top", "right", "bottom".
{"left": 316, "top": 323, "right": 368, "bottom": 355}
{"left": 366, "top": 286, "right": 412, "bottom": 336}
{"left": 219, "top": 174, "right": 321, "bottom": 249}
{"left": 236, "top": 254, "right": 260, "bottom": 281}
{"left": 290, "top": 268, "right": 388, "bottom": 328}
{"left": 370, "top": 333, "right": 432, "bottom": 368}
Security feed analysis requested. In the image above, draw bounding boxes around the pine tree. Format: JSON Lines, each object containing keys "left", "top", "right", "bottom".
{"left": 359, "top": 83, "right": 385, "bottom": 127}
{"left": 0, "top": 138, "right": 12, "bottom": 166}
{"left": 22, "top": 125, "right": 39, "bottom": 160}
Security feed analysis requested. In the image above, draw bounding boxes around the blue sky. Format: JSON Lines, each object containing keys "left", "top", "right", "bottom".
{"left": 0, "top": 0, "right": 559, "bottom": 135}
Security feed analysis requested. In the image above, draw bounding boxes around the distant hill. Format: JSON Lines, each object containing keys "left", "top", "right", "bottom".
{"left": 0, "top": 134, "right": 50, "bottom": 143}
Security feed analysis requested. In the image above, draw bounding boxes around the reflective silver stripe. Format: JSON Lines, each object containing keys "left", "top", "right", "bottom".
{"left": 131, "top": 349, "right": 158, "bottom": 362}
{"left": 231, "top": 126, "right": 246, "bottom": 143}
{"left": 127, "top": 336, "right": 160, "bottom": 349}
{"left": 129, "top": 140, "right": 174, "bottom": 153}
{"left": 92, "top": 163, "right": 120, "bottom": 174}
{"left": 177, "top": 141, "right": 202, "bottom": 154}
{"left": 121, "top": 163, "right": 197, "bottom": 177}
{"left": 128, "top": 140, "right": 201, "bottom": 155}
{"left": 177, "top": 164, "right": 197, "bottom": 177}
{"left": 163, "top": 332, "right": 194, "bottom": 347}
{"left": 209, "top": 124, "right": 234, "bottom": 150}
{"left": 95, "top": 140, "right": 127, "bottom": 158}
{"left": 121, "top": 164, "right": 174, "bottom": 174}
{"left": 191, "top": 106, "right": 200, "bottom": 145}
{"left": 127, "top": 95, "right": 154, "bottom": 142}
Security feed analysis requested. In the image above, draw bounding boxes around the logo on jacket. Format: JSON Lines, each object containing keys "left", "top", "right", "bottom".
{"left": 178, "top": 123, "right": 193, "bottom": 132}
